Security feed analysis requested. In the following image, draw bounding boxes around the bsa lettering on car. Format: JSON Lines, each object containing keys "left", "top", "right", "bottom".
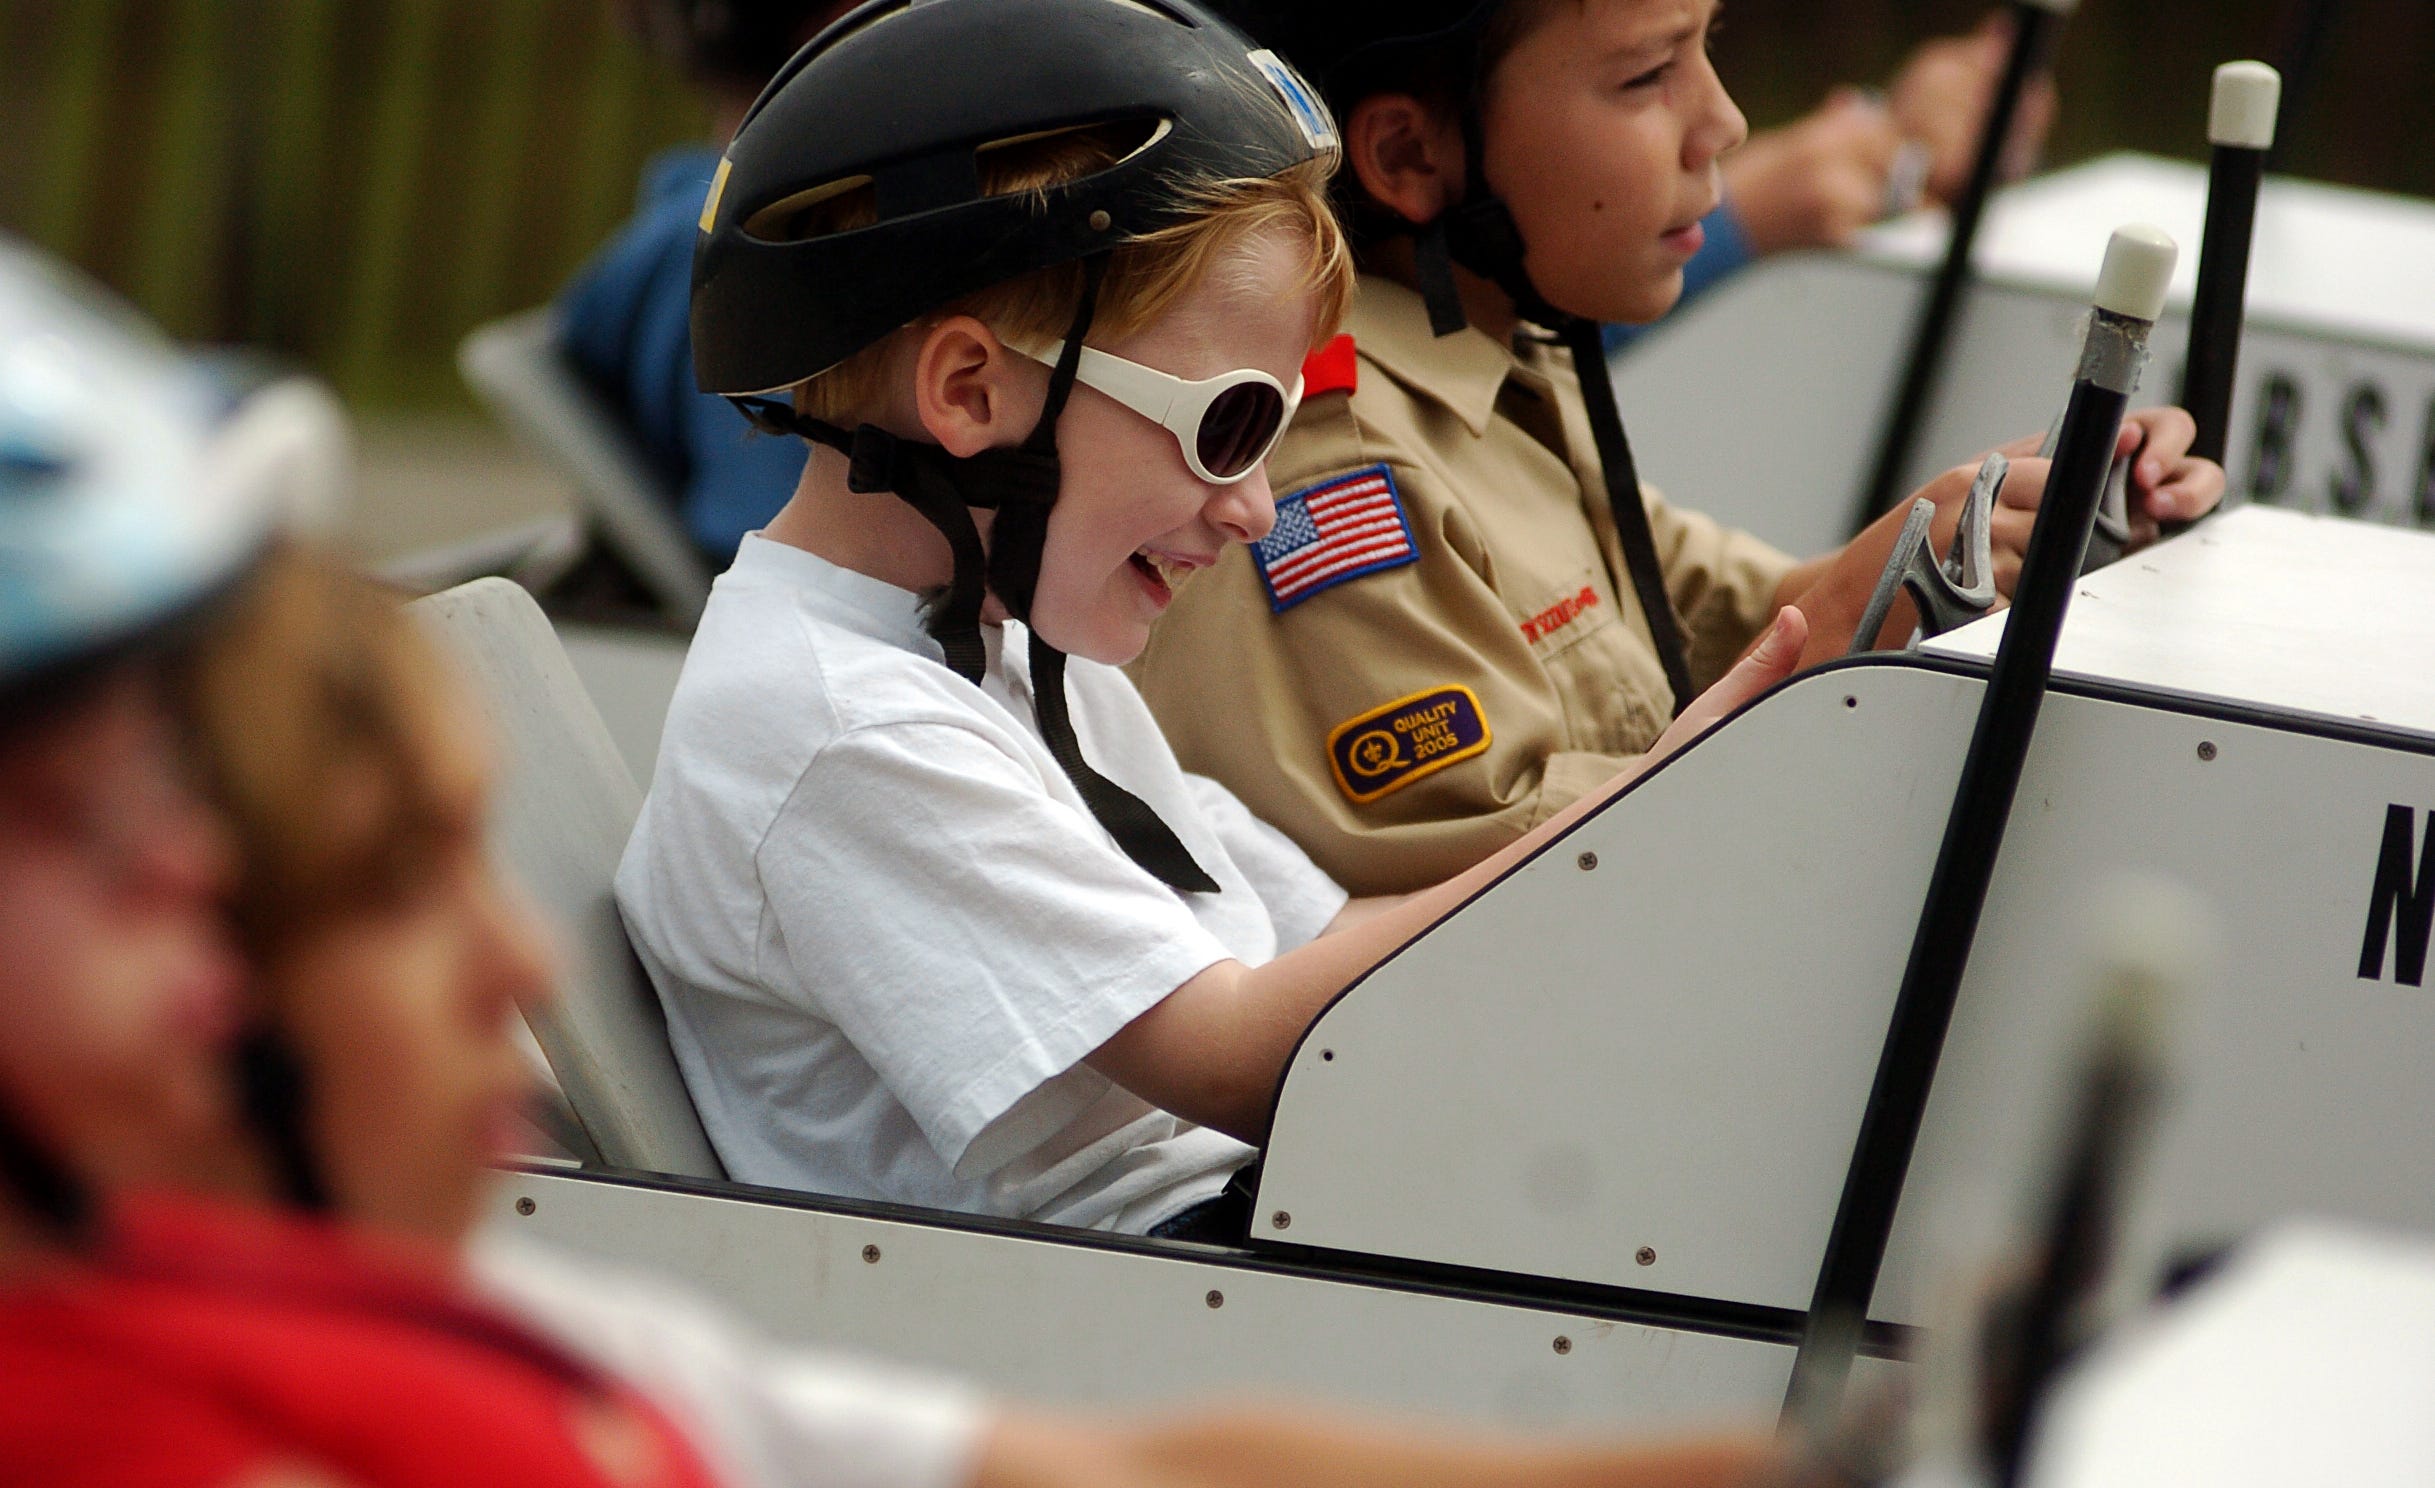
{"left": 2359, "top": 803, "right": 2435, "bottom": 988}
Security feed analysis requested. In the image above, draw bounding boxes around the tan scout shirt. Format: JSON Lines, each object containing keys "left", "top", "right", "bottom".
{"left": 1129, "top": 277, "right": 1796, "bottom": 896}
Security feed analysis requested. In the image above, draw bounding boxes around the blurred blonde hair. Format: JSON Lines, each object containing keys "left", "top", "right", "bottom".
{"left": 173, "top": 548, "right": 477, "bottom": 962}
{"left": 775, "top": 125, "right": 1355, "bottom": 426}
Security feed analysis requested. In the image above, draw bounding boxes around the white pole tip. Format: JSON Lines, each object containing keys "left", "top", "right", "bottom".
{"left": 2093, "top": 224, "right": 2178, "bottom": 322}
{"left": 2209, "top": 61, "right": 2283, "bottom": 150}
{"left": 2078, "top": 872, "right": 2216, "bottom": 1072}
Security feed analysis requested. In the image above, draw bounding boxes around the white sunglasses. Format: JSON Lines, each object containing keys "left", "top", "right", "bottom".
{"left": 1021, "top": 340, "right": 1304, "bottom": 486}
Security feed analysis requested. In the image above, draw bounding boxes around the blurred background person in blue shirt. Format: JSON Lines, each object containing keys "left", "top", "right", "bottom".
{"left": 558, "top": 1, "right": 859, "bottom": 566}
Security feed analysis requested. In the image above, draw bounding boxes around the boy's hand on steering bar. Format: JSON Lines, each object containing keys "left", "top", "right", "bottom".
{"left": 1782, "top": 451, "right": 2047, "bottom": 662}
{"left": 1785, "top": 409, "right": 2225, "bottom": 663}
{"left": 2111, "top": 404, "right": 2226, "bottom": 534}
{"left": 1971, "top": 406, "right": 2222, "bottom": 558}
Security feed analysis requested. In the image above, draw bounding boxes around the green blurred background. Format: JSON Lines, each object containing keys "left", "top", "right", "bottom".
{"left": 2, "top": 0, "right": 2424, "bottom": 551}
{"left": 4, "top": 0, "right": 2425, "bottom": 414}
{"left": 0, "top": 0, "right": 707, "bottom": 410}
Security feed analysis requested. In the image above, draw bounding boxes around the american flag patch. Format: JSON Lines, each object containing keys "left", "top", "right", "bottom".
{"left": 1251, "top": 464, "right": 1416, "bottom": 613}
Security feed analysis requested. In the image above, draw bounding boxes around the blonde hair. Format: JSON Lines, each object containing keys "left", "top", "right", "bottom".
{"left": 772, "top": 127, "right": 1356, "bottom": 426}
{"left": 172, "top": 548, "right": 476, "bottom": 961}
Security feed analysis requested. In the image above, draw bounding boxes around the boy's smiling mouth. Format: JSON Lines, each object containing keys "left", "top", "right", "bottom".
{"left": 1128, "top": 546, "right": 1211, "bottom": 602}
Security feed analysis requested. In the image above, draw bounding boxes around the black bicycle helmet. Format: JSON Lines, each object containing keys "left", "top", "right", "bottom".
{"left": 1203, "top": 0, "right": 1699, "bottom": 711}
{"left": 691, "top": 0, "right": 1340, "bottom": 892}
{"left": 694, "top": 0, "right": 1335, "bottom": 395}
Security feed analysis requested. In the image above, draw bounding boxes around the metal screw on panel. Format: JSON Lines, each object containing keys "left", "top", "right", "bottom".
{"left": 1205, "top": 1290, "right": 1225, "bottom": 1309}
{"left": 1577, "top": 851, "right": 1599, "bottom": 872}
{"left": 514, "top": 1197, "right": 536, "bottom": 1217}
{"left": 2197, "top": 741, "right": 2219, "bottom": 761}
{"left": 1636, "top": 1246, "right": 1657, "bottom": 1267}
{"left": 862, "top": 1244, "right": 882, "bottom": 1264}
{"left": 1552, "top": 1336, "right": 1573, "bottom": 1355}
{"left": 1271, "top": 1210, "right": 1292, "bottom": 1231}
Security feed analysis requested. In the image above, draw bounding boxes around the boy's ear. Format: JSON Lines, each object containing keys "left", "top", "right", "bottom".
{"left": 910, "top": 315, "right": 1026, "bottom": 458}
{"left": 1346, "top": 92, "right": 1462, "bottom": 226}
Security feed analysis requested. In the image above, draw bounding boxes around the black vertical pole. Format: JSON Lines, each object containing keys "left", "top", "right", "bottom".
{"left": 1782, "top": 225, "right": 2179, "bottom": 1429}
{"left": 1984, "top": 977, "right": 2172, "bottom": 1486}
{"left": 1848, "top": 0, "right": 2075, "bottom": 538}
{"left": 2269, "top": 0, "right": 2340, "bottom": 169}
{"left": 2180, "top": 62, "right": 2281, "bottom": 468}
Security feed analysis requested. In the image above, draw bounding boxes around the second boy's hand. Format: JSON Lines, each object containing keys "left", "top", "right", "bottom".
{"left": 1781, "top": 406, "right": 2224, "bottom": 667}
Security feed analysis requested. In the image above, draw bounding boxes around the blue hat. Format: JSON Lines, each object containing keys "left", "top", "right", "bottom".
{"left": 0, "top": 238, "right": 333, "bottom": 707}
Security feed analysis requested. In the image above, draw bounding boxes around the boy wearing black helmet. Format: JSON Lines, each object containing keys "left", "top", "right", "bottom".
{"left": 1131, "top": 1, "right": 2225, "bottom": 896}
{"left": 618, "top": 0, "right": 1806, "bottom": 1236}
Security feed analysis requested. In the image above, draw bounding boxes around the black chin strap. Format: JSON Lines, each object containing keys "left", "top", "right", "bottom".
{"left": 753, "top": 260, "right": 1218, "bottom": 894}
{"left": 824, "top": 425, "right": 1052, "bottom": 684}
{"left": 0, "top": 1095, "right": 92, "bottom": 1240}
{"left": 0, "top": 1023, "right": 332, "bottom": 1240}
{"left": 1555, "top": 317, "right": 1696, "bottom": 713}
{"left": 1025, "top": 632, "right": 1217, "bottom": 893}
{"left": 991, "top": 268, "right": 1220, "bottom": 896}
{"left": 1406, "top": 101, "right": 1697, "bottom": 716}
{"left": 233, "top": 1022, "right": 332, "bottom": 1213}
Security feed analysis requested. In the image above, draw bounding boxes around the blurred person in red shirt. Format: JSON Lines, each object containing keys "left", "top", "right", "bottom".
{"left": 0, "top": 241, "right": 726, "bottom": 1488}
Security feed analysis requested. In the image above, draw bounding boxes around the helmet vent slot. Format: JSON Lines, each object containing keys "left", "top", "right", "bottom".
{"left": 973, "top": 116, "right": 1167, "bottom": 178}
{"left": 874, "top": 149, "right": 985, "bottom": 223}
{"left": 747, "top": 117, "right": 1169, "bottom": 246}
{"left": 744, "top": 175, "right": 875, "bottom": 244}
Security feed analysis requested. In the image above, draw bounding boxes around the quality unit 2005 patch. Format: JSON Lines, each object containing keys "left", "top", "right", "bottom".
{"left": 1251, "top": 464, "right": 1416, "bottom": 612}
{"left": 1327, "top": 686, "right": 1492, "bottom": 805}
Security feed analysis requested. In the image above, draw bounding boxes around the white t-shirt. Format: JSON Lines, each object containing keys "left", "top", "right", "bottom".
{"left": 616, "top": 536, "right": 1346, "bottom": 1233}
{"left": 471, "top": 1233, "right": 987, "bottom": 1488}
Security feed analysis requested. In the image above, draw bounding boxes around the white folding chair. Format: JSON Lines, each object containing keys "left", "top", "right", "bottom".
{"left": 457, "top": 309, "right": 715, "bottom": 627}
{"left": 411, "top": 577, "right": 725, "bottom": 1180}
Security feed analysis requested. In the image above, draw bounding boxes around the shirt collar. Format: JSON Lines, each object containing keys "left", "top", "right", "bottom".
{"left": 730, "top": 533, "right": 949, "bottom": 665}
{"left": 1346, "top": 276, "right": 1523, "bottom": 438}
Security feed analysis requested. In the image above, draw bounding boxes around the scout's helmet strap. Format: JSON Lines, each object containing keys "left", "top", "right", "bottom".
{"left": 1411, "top": 102, "right": 1563, "bottom": 337}
{"left": 0, "top": 1098, "right": 91, "bottom": 1239}
{"left": 233, "top": 1022, "right": 334, "bottom": 1212}
{"left": 752, "top": 261, "right": 1220, "bottom": 895}
{"left": 1396, "top": 79, "right": 1698, "bottom": 712}
{"left": 1554, "top": 316, "right": 1697, "bottom": 714}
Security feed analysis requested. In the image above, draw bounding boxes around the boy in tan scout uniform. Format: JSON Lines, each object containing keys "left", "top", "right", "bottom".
{"left": 1133, "top": 0, "right": 2224, "bottom": 895}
